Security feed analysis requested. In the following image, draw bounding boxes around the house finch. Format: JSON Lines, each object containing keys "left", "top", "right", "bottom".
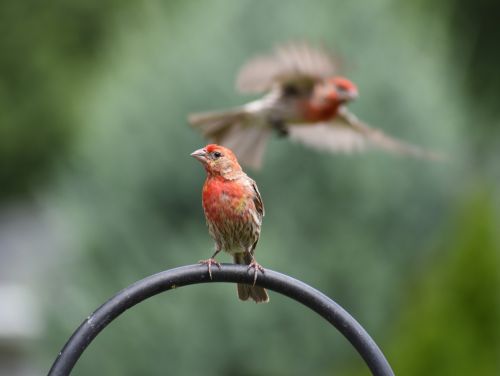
{"left": 189, "top": 41, "right": 441, "bottom": 169}
{"left": 191, "top": 144, "right": 269, "bottom": 303}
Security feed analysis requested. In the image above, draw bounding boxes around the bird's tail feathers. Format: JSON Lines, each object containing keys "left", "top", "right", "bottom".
{"left": 233, "top": 253, "right": 269, "bottom": 303}
{"left": 189, "top": 108, "right": 271, "bottom": 169}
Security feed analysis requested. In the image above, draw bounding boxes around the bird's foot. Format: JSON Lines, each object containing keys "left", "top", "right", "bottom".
{"left": 269, "top": 117, "right": 289, "bottom": 137}
{"left": 247, "top": 261, "right": 265, "bottom": 286}
{"left": 199, "top": 258, "right": 221, "bottom": 280}
{"left": 275, "top": 126, "right": 289, "bottom": 137}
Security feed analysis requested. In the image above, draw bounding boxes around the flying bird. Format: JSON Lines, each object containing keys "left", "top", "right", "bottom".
{"left": 189, "top": 41, "right": 441, "bottom": 169}
{"left": 191, "top": 144, "right": 269, "bottom": 303}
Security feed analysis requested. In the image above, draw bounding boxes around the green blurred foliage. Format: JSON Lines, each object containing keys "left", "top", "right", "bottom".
{"left": 0, "top": 0, "right": 492, "bottom": 375}
{"left": 345, "top": 190, "right": 500, "bottom": 375}
{"left": 448, "top": 0, "right": 500, "bottom": 132}
{"left": 0, "top": 0, "right": 134, "bottom": 200}
{"left": 388, "top": 191, "right": 500, "bottom": 375}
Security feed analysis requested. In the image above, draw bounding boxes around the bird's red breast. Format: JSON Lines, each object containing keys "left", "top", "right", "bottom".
{"left": 202, "top": 175, "right": 252, "bottom": 225}
{"left": 301, "top": 98, "right": 340, "bottom": 123}
{"left": 298, "top": 80, "right": 344, "bottom": 123}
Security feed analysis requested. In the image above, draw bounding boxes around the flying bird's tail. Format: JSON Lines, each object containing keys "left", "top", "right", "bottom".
{"left": 233, "top": 253, "right": 269, "bottom": 303}
{"left": 189, "top": 108, "right": 271, "bottom": 170}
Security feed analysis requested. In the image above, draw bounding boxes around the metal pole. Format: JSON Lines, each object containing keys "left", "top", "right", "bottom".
{"left": 47, "top": 264, "right": 394, "bottom": 376}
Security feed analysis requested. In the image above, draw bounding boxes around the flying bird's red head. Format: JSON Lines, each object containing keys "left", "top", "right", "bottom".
{"left": 327, "top": 76, "right": 359, "bottom": 103}
{"left": 190, "top": 144, "right": 242, "bottom": 178}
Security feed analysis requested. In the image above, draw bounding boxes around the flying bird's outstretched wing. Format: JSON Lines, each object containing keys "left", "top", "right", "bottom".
{"left": 236, "top": 41, "right": 337, "bottom": 94}
{"left": 289, "top": 106, "right": 443, "bottom": 160}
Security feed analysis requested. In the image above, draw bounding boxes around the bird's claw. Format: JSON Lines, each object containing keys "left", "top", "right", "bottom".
{"left": 199, "top": 258, "right": 221, "bottom": 280}
{"left": 248, "top": 261, "right": 265, "bottom": 286}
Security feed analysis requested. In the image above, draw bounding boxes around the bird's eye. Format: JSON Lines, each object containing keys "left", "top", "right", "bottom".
{"left": 213, "top": 151, "right": 222, "bottom": 159}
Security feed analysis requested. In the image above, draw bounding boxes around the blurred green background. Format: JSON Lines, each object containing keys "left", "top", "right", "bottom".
{"left": 0, "top": 1, "right": 499, "bottom": 375}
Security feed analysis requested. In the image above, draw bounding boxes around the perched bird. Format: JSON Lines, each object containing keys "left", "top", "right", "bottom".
{"left": 189, "top": 41, "right": 441, "bottom": 169}
{"left": 191, "top": 144, "right": 269, "bottom": 303}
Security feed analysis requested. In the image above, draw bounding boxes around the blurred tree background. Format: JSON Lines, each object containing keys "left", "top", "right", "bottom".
{"left": 0, "top": 0, "right": 498, "bottom": 375}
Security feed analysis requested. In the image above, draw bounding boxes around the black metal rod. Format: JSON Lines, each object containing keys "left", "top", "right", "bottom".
{"left": 47, "top": 264, "right": 394, "bottom": 376}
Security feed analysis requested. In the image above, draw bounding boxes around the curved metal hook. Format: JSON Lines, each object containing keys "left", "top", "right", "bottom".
{"left": 47, "top": 264, "right": 394, "bottom": 376}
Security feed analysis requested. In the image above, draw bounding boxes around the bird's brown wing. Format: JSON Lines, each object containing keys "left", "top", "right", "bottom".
{"left": 250, "top": 180, "right": 265, "bottom": 218}
{"left": 288, "top": 107, "right": 443, "bottom": 160}
{"left": 236, "top": 41, "right": 337, "bottom": 94}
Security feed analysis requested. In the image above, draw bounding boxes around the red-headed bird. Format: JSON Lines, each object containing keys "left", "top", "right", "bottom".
{"left": 189, "top": 41, "right": 441, "bottom": 169}
{"left": 191, "top": 144, "right": 269, "bottom": 303}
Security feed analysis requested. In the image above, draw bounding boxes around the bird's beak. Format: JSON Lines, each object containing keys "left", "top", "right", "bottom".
{"left": 190, "top": 148, "right": 207, "bottom": 163}
{"left": 338, "top": 90, "right": 358, "bottom": 103}
{"left": 346, "top": 89, "right": 359, "bottom": 101}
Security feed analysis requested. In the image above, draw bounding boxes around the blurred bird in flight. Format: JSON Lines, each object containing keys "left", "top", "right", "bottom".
{"left": 191, "top": 144, "right": 269, "bottom": 303}
{"left": 189, "top": 41, "right": 442, "bottom": 169}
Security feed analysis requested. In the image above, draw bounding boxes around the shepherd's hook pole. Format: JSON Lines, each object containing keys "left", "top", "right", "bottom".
{"left": 48, "top": 263, "right": 394, "bottom": 376}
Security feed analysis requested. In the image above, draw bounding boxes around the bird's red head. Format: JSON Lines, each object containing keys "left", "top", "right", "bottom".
{"left": 326, "top": 76, "right": 359, "bottom": 103}
{"left": 191, "top": 144, "right": 242, "bottom": 178}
